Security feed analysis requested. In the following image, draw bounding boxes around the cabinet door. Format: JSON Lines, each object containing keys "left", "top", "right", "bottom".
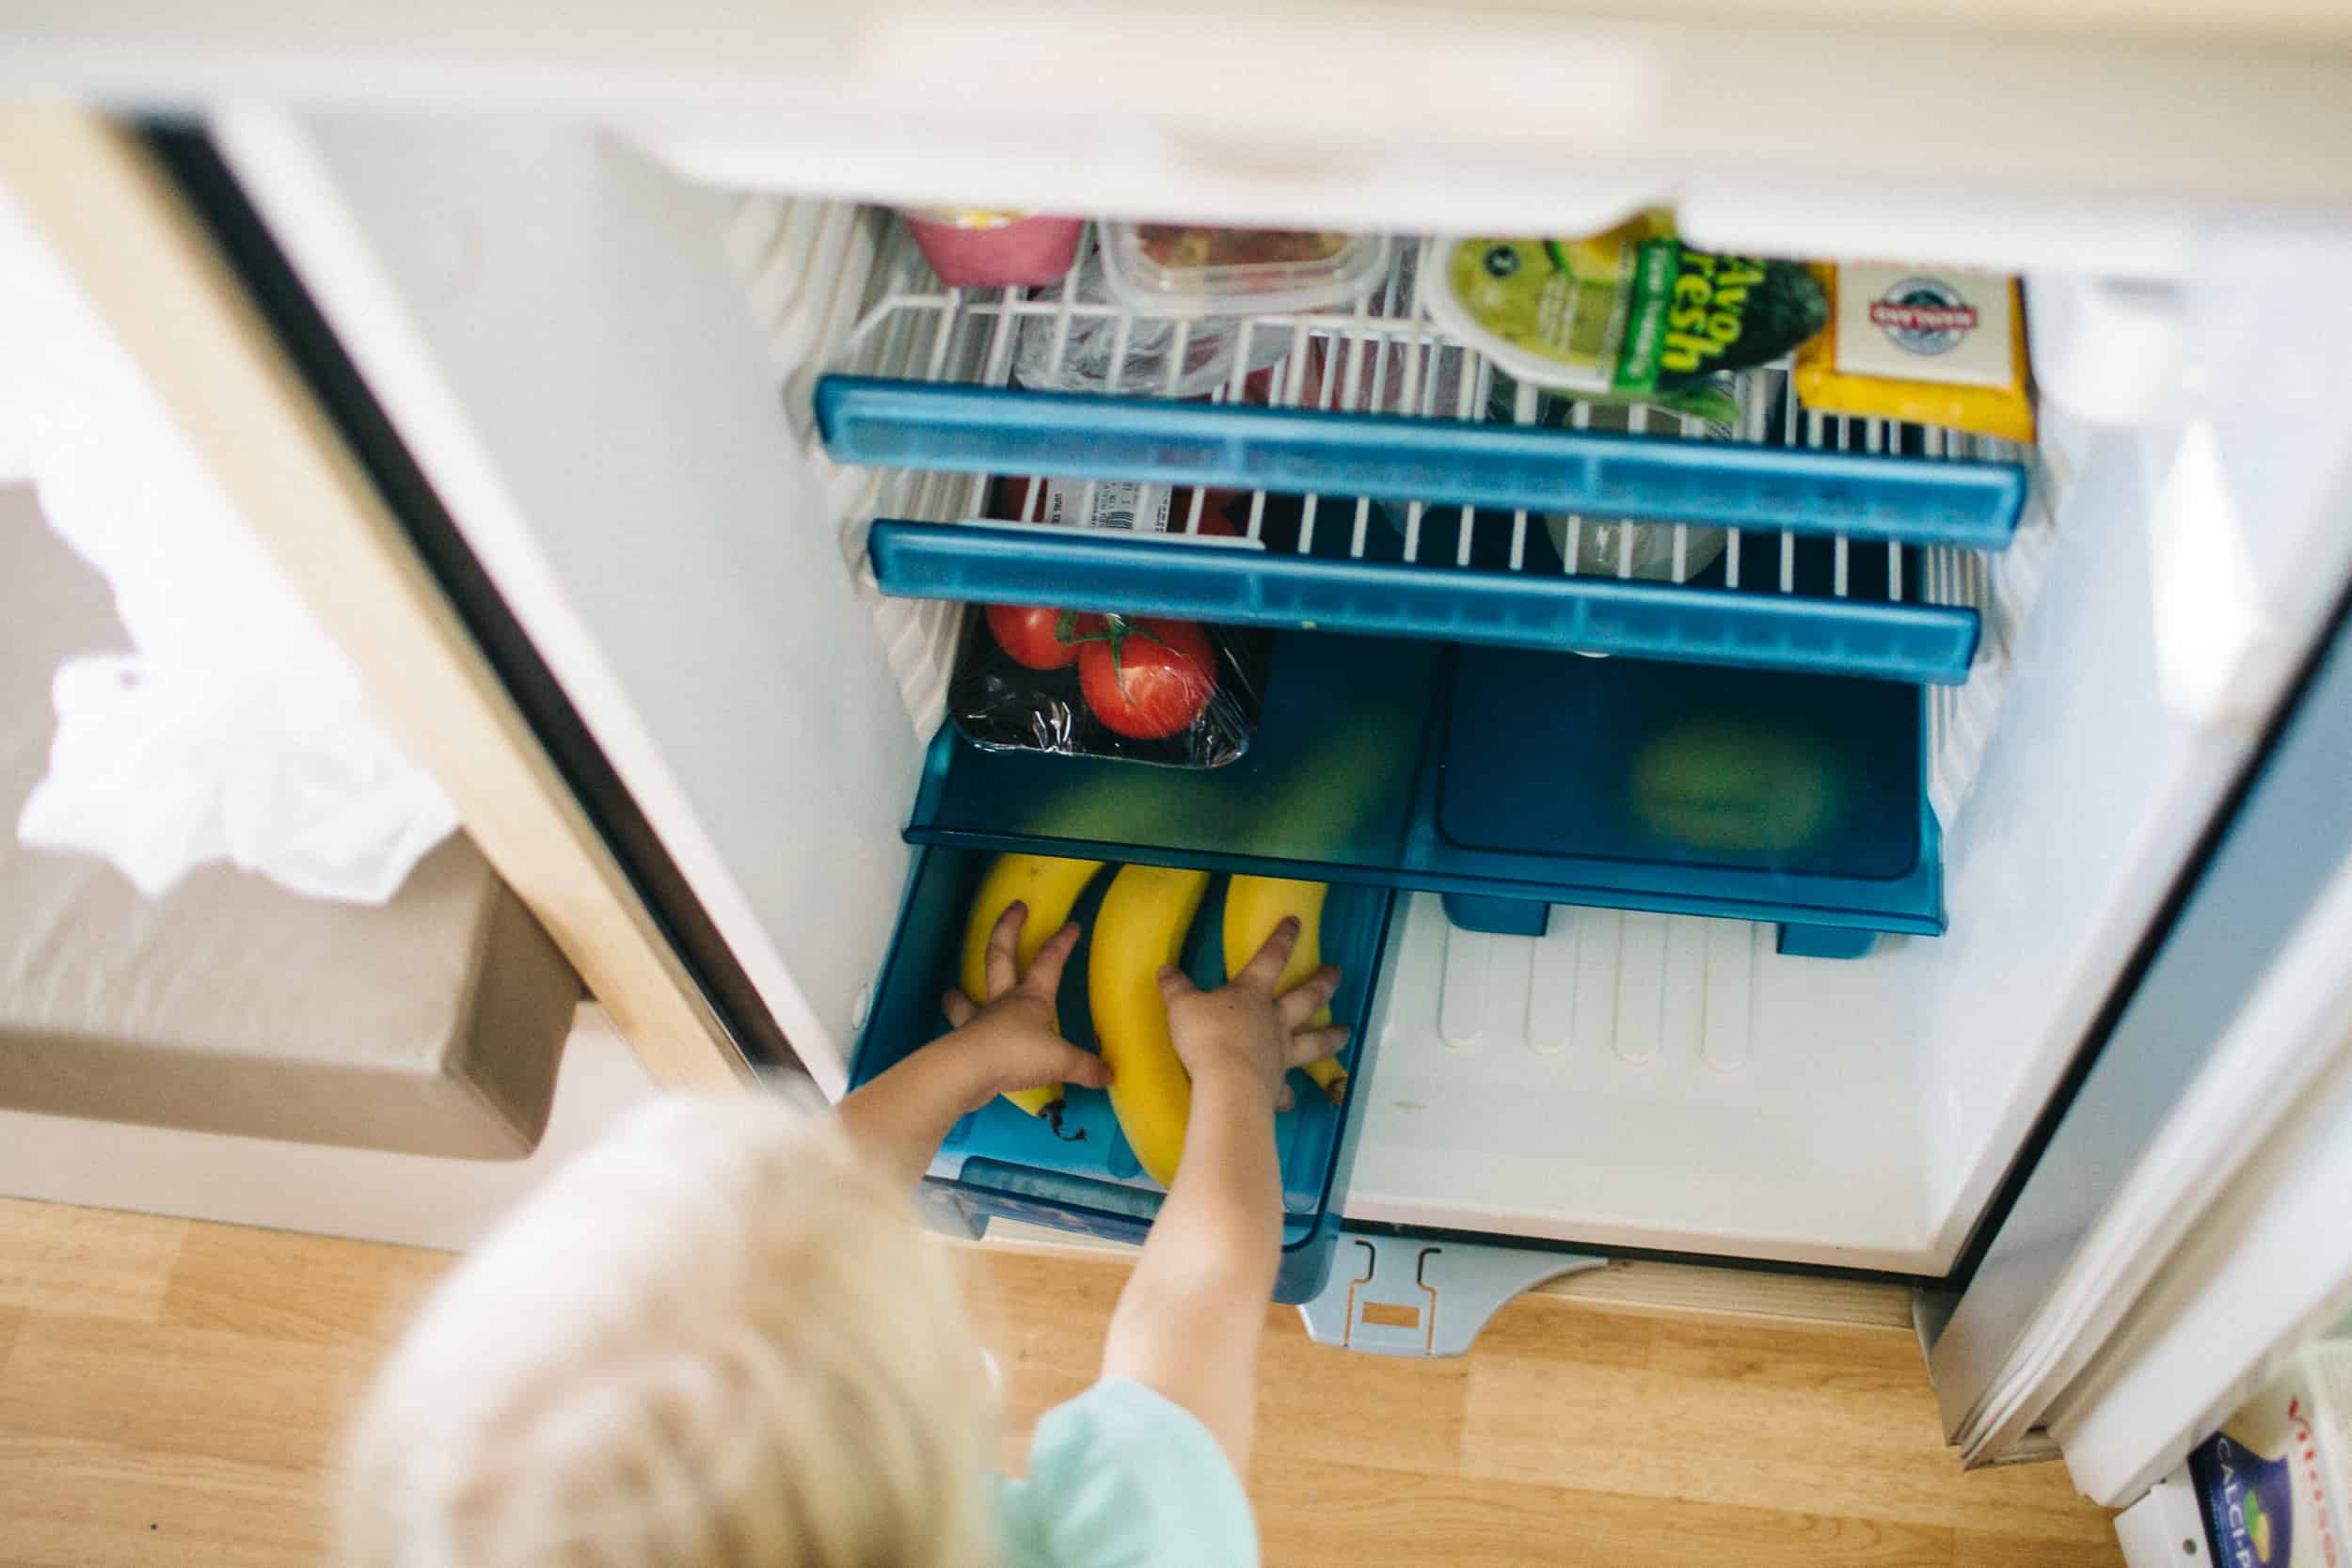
{"left": 0, "top": 108, "right": 744, "bottom": 1088}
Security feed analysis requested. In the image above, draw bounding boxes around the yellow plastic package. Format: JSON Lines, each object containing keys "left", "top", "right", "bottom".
{"left": 1793, "top": 261, "right": 2034, "bottom": 443}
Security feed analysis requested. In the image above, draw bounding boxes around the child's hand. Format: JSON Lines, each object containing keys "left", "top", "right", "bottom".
{"left": 1156, "top": 917, "right": 1346, "bottom": 1112}
{"left": 938, "top": 903, "right": 1112, "bottom": 1114}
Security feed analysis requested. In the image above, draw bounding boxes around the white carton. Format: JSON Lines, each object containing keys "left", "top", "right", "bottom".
{"left": 2188, "top": 1339, "right": 2352, "bottom": 1568}
{"left": 1833, "top": 261, "right": 2017, "bottom": 389}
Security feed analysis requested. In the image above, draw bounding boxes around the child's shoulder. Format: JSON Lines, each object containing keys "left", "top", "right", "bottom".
{"left": 995, "top": 1379, "right": 1260, "bottom": 1568}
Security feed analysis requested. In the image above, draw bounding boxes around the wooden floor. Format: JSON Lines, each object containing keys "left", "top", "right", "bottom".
{"left": 0, "top": 1196, "right": 2120, "bottom": 1567}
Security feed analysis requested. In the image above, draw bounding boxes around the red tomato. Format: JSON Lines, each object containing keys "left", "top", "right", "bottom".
{"left": 1188, "top": 498, "right": 1243, "bottom": 536}
{"left": 1078, "top": 618, "right": 1217, "bottom": 739}
{"left": 987, "top": 604, "right": 1086, "bottom": 670}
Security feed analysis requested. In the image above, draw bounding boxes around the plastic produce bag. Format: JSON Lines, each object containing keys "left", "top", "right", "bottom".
{"left": 950, "top": 476, "right": 1269, "bottom": 768}
{"left": 2, "top": 190, "right": 457, "bottom": 903}
{"left": 950, "top": 605, "right": 1270, "bottom": 769}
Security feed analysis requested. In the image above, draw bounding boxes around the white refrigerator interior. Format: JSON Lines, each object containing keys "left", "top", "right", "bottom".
{"left": 215, "top": 108, "right": 2352, "bottom": 1276}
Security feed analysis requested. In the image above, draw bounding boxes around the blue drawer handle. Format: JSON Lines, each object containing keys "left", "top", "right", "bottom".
{"left": 818, "top": 375, "right": 2027, "bottom": 549}
{"left": 867, "top": 521, "right": 1981, "bottom": 685}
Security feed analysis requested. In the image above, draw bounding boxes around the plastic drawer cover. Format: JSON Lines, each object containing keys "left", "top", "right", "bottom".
{"left": 907, "top": 631, "right": 1940, "bottom": 940}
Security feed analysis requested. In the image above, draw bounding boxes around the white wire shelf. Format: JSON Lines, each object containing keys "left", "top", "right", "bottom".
{"left": 820, "top": 223, "right": 2029, "bottom": 689}
{"left": 723, "top": 198, "right": 2054, "bottom": 816}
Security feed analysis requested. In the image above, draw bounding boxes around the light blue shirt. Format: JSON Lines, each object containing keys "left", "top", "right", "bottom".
{"left": 996, "top": 1378, "right": 1260, "bottom": 1568}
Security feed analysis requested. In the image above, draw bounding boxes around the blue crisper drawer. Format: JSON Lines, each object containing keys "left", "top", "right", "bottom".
{"left": 908, "top": 630, "right": 1941, "bottom": 942}
{"left": 845, "top": 846, "right": 1398, "bottom": 1305}
{"left": 818, "top": 376, "right": 2027, "bottom": 549}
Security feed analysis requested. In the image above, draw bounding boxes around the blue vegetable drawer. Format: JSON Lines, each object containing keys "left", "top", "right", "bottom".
{"left": 846, "top": 847, "right": 1398, "bottom": 1304}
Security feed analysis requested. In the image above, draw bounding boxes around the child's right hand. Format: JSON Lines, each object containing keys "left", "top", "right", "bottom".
{"left": 1156, "top": 917, "right": 1348, "bottom": 1111}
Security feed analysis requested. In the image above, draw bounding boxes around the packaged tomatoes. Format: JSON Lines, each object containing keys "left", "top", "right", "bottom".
{"left": 1077, "top": 618, "right": 1219, "bottom": 739}
{"left": 946, "top": 477, "right": 1271, "bottom": 768}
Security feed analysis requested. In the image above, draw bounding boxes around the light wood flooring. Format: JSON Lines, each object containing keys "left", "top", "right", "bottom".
{"left": 0, "top": 1196, "right": 2121, "bottom": 1566}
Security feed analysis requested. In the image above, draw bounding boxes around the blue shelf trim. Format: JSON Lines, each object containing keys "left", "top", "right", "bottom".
{"left": 818, "top": 374, "right": 2028, "bottom": 548}
{"left": 906, "top": 815, "right": 1945, "bottom": 936}
{"left": 868, "top": 521, "right": 1981, "bottom": 684}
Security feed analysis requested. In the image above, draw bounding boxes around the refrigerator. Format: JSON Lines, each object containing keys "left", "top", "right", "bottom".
{"left": 9, "top": 6, "right": 2352, "bottom": 1528}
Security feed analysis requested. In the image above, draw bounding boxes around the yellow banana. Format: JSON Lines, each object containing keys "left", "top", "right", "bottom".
{"left": 1090, "top": 863, "right": 1211, "bottom": 1189}
{"left": 960, "top": 852, "right": 1106, "bottom": 1117}
{"left": 1222, "top": 874, "right": 1347, "bottom": 1106}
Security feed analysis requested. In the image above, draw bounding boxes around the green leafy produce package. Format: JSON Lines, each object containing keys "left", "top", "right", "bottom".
{"left": 1422, "top": 215, "right": 1828, "bottom": 425}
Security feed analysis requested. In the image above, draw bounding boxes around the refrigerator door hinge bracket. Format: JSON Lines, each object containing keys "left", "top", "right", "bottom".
{"left": 1298, "top": 1231, "right": 1609, "bottom": 1357}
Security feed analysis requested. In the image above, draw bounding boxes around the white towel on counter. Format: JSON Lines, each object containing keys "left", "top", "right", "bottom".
{"left": 1, "top": 186, "right": 457, "bottom": 903}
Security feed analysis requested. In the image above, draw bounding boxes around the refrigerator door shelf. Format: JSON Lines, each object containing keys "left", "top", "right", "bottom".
{"left": 2112, "top": 1473, "right": 2210, "bottom": 1568}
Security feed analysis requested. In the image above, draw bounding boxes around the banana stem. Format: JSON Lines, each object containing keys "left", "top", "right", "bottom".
{"left": 1302, "top": 1055, "right": 1348, "bottom": 1106}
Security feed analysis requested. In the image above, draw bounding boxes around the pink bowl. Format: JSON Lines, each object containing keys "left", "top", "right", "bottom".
{"left": 901, "top": 213, "right": 1084, "bottom": 289}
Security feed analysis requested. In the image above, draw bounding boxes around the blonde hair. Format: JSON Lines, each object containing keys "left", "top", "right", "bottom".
{"left": 339, "top": 1091, "right": 993, "bottom": 1568}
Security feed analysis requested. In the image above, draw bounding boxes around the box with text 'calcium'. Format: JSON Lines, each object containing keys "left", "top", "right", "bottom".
{"left": 2189, "top": 1340, "right": 2352, "bottom": 1568}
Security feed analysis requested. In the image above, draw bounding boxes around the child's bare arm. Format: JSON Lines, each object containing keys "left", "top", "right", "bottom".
{"left": 837, "top": 905, "right": 1108, "bottom": 1190}
{"left": 1099, "top": 918, "right": 1346, "bottom": 1473}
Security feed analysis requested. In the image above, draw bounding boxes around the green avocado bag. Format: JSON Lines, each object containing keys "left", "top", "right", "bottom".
{"left": 1428, "top": 231, "right": 1828, "bottom": 424}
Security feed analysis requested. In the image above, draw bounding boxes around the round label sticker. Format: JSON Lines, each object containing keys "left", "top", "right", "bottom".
{"left": 1867, "top": 277, "right": 1980, "bottom": 357}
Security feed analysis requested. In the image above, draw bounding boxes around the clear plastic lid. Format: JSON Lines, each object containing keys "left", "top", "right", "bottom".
{"left": 1099, "top": 223, "right": 1390, "bottom": 316}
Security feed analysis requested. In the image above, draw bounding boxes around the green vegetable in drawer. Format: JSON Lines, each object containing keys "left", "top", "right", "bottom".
{"left": 1630, "top": 718, "right": 1840, "bottom": 855}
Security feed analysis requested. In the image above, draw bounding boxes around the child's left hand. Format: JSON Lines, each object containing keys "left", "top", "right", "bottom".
{"left": 938, "top": 903, "right": 1112, "bottom": 1114}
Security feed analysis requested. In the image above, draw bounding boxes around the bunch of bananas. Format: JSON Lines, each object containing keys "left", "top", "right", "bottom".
{"left": 957, "top": 852, "right": 1348, "bottom": 1188}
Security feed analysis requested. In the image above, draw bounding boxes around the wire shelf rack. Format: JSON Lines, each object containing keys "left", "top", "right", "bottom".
{"left": 723, "top": 198, "right": 2055, "bottom": 833}
{"left": 819, "top": 222, "right": 2029, "bottom": 687}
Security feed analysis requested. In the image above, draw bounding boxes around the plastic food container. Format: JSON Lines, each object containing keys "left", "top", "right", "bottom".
{"left": 1530, "top": 393, "right": 1729, "bottom": 583}
{"left": 1421, "top": 230, "right": 1661, "bottom": 400}
{"left": 1100, "top": 223, "right": 1389, "bottom": 315}
{"left": 1011, "top": 245, "right": 1292, "bottom": 396}
{"left": 899, "top": 209, "right": 1084, "bottom": 289}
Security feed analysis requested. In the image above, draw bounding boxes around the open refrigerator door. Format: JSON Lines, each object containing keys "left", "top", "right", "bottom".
{"left": 1931, "top": 600, "right": 2352, "bottom": 1490}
